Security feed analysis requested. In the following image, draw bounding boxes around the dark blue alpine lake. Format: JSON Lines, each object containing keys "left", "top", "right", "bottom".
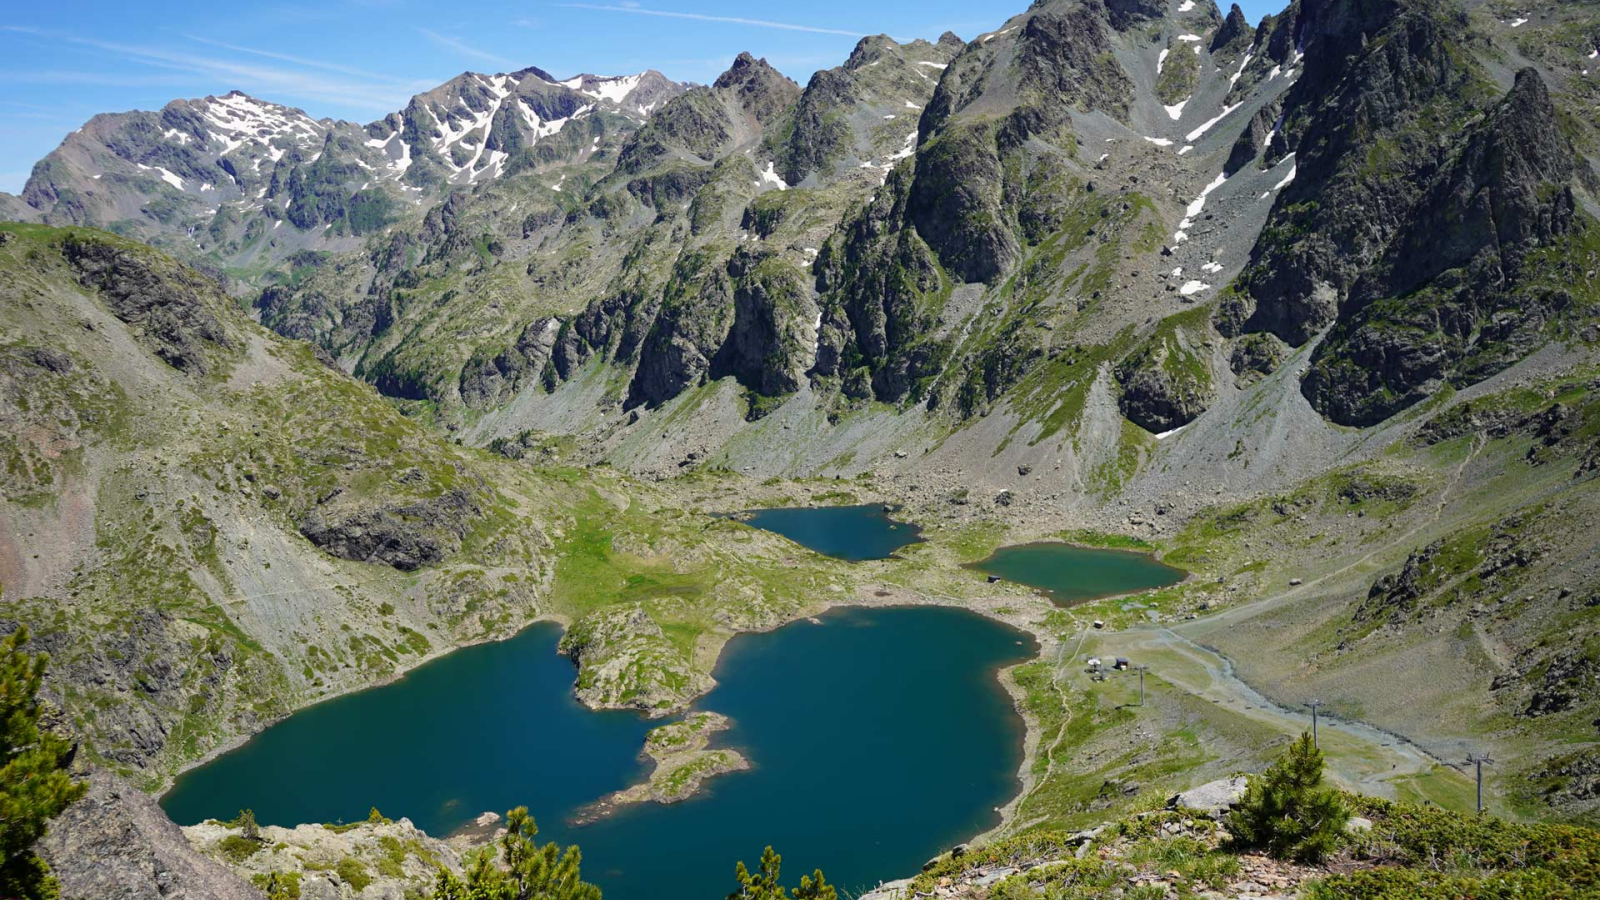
{"left": 162, "top": 606, "right": 1034, "bottom": 900}
{"left": 738, "top": 504, "right": 923, "bottom": 561}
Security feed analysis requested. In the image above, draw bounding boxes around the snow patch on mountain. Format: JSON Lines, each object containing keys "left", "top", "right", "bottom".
{"left": 1174, "top": 172, "right": 1227, "bottom": 243}
{"left": 758, "top": 161, "right": 788, "bottom": 190}
{"left": 200, "top": 92, "right": 324, "bottom": 156}
{"left": 1185, "top": 102, "right": 1242, "bottom": 142}
{"left": 583, "top": 74, "right": 644, "bottom": 104}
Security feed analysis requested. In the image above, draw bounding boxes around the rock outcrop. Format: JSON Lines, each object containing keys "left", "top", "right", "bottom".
{"left": 300, "top": 486, "right": 481, "bottom": 571}
{"left": 558, "top": 605, "right": 712, "bottom": 714}
{"left": 1225, "top": 1, "right": 1488, "bottom": 344}
{"left": 40, "top": 772, "right": 260, "bottom": 900}
{"left": 1302, "top": 69, "right": 1585, "bottom": 426}
{"left": 1168, "top": 775, "right": 1249, "bottom": 816}
{"left": 62, "top": 233, "right": 232, "bottom": 374}
{"left": 812, "top": 168, "right": 948, "bottom": 404}
{"left": 1116, "top": 323, "right": 1216, "bottom": 433}
{"left": 182, "top": 811, "right": 468, "bottom": 900}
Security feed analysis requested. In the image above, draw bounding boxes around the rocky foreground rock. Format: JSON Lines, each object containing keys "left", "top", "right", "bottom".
{"left": 40, "top": 772, "right": 259, "bottom": 900}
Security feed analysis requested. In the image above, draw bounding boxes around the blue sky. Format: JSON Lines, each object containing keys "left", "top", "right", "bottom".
{"left": 0, "top": 0, "right": 1282, "bottom": 194}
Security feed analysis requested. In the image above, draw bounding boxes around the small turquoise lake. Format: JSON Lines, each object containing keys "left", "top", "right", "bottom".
{"left": 738, "top": 504, "right": 922, "bottom": 561}
{"left": 972, "top": 542, "right": 1186, "bottom": 606}
{"left": 162, "top": 606, "right": 1033, "bottom": 900}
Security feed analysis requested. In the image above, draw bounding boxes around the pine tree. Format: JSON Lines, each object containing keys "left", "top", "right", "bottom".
{"left": 728, "top": 847, "right": 836, "bottom": 900}
{"left": 0, "top": 625, "right": 88, "bottom": 900}
{"left": 793, "top": 869, "right": 836, "bottom": 900}
{"left": 1225, "top": 731, "right": 1350, "bottom": 862}
{"left": 432, "top": 806, "right": 600, "bottom": 900}
{"left": 729, "top": 846, "right": 785, "bottom": 900}
{"left": 236, "top": 809, "right": 260, "bottom": 842}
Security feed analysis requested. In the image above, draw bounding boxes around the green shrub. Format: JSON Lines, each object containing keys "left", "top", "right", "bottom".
{"left": 1304, "top": 867, "right": 1576, "bottom": 900}
{"left": 217, "top": 834, "right": 263, "bottom": 863}
{"left": 1346, "top": 795, "right": 1600, "bottom": 891}
{"left": 252, "top": 871, "right": 302, "bottom": 900}
{"left": 227, "top": 808, "right": 260, "bottom": 839}
{"left": 1225, "top": 732, "right": 1350, "bottom": 862}
{"left": 376, "top": 835, "right": 407, "bottom": 877}
{"left": 336, "top": 857, "right": 371, "bottom": 892}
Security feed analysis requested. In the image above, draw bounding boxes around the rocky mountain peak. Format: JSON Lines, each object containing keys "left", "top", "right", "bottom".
{"left": 712, "top": 53, "right": 800, "bottom": 126}
{"left": 714, "top": 52, "right": 784, "bottom": 88}
{"left": 1098, "top": 0, "right": 1168, "bottom": 30}
{"left": 844, "top": 34, "right": 900, "bottom": 70}
{"left": 512, "top": 64, "right": 561, "bottom": 83}
{"left": 1211, "top": 3, "right": 1253, "bottom": 52}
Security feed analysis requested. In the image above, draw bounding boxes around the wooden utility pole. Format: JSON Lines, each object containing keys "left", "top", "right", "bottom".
{"left": 1308, "top": 699, "right": 1324, "bottom": 748}
{"left": 1135, "top": 665, "right": 1149, "bottom": 706}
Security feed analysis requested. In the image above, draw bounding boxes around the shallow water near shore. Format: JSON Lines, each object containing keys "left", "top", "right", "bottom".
{"left": 162, "top": 606, "right": 1033, "bottom": 900}
{"left": 738, "top": 504, "right": 923, "bottom": 560}
{"left": 972, "top": 542, "right": 1186, "bottom": 606}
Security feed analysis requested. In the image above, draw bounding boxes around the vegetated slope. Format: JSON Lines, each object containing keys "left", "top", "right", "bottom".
{"left": 6, "top": 1, "right": 1595, "bottom": 486}
{"left": 249, "top": 35, "right": 967, "bottom": 442}
{"left": 892, "top": 790, "right": 1600, "bottom": 900}
{"left": 158, "top": 771, "right": 1600, "bottom": 900}
{"left": 0, "top": 223, "right": 873, "bottom": 794}
{"left": 1157, "top": 364, "right": 1600, "bottom": 824}
{"left": 0, "top": 221, "right": 548, "bottom": 785}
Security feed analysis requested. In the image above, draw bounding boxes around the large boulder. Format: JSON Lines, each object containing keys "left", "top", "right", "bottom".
{"left": 40, "top": 772, "right": 260, "bottom": 900}
{"left": 1168, "top": 776, "right": 1249, "bottom": 816}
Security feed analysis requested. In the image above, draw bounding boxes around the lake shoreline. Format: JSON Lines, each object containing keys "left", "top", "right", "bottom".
{"left": 158, "top": 502, "right": 1181, "bottom": 858}
{"left": 562, "top": 585, "right": 1055, "bottom": 830}
{"left": 153, "top": 609, "right": 579, "bottom": 802}
{"left": 157, "top": 585, "right": 1059, "bottom": 861}
{"left": 152, "top": 484, "right": 1195, "bottom": 848}
{"left": 965, "top": 540, "right": 1190, "bottom": 607}
{"left": 162, "top": 597, "right": 1049, "bottom": 900}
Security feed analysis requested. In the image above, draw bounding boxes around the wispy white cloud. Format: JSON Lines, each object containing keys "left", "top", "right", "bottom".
{"left": 416, "top": 28, "right": 516, "bottom": 69}
{"left": 1, "top": 26, "right": 417, "bottom": 112}
{"left": 0, "top": 69, "right": 193, "bottom": 89}
{"left": 553, "top": 4, "right": 867, "bottom": 37}
{"left": 181, "top": 34, "right": 427, "bottom": 88}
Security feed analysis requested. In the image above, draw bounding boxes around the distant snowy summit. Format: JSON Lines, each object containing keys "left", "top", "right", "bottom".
{"left": 5, "top": 64, "right": 690, "bottom": 246}
{"left": 557, "top": 70, "right": 686, "bottom": 118}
